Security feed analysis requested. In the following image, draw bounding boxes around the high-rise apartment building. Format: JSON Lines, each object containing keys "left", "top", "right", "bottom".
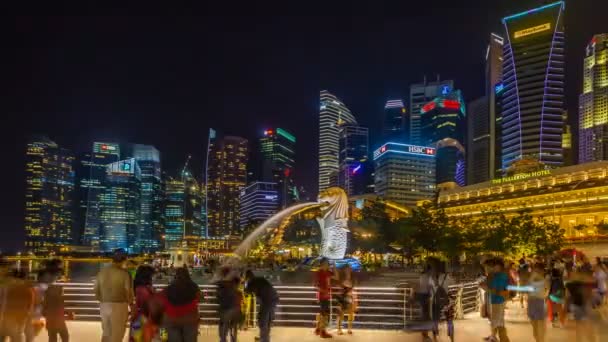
{"left": 77, "top": 142, "right": 120, "bottom": 247}
{"left": 99, "top": 159, "right": 141, "bottom": 253}
{"left": 319, "top": 90, "right": 357, "bottom": 192}
{"left": 420, "top": 89, "right": 467, "bottom": 186}
{"left": 260, "top": 128, "right": 296, "bottom": 208}
{"left": 467, "top": 33, "right": 504, "bottom": 185}
{"left": 338, "top": 125, "right": 370, "bottom": 196}
{"left": 163, "top": 168, "right": 203, "bottom": 246}
{"left": 239, "top": 181, "right": 279, "bottom": 231}
{"left": 579, "top": 33, "right": 608, "bottom": 163}
{"left": 409, "top": 78, "right": 454, "bottom": 145}
{"left": 24, "top": 137, "right": 75, "bottom": 252}
{"left": 207, "top": 135, "right": 248, "bottom": 237}
{"left": 130, "top": 144, "right": 163, "bottom": 251}
{"left": 383, "top": 100, "right": 408, "bottom": 142}
{"left": 373, "top": 142, "right": 436, "bottom": 206}
{"left": 501, "top": 1, "right": 565, "bottom": 170}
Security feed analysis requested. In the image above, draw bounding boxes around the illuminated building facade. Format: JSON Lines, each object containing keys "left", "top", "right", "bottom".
{"left": 579, "top": 33, "right": 608, "bottom": 163}
{"left": 207, "top": 135, "right": 248, "bottom": 237}
{"left": 319, "top": 90, "right": 357, "bottom": 192}
{"left": 420, "top": 89, "right": 466, "bottom": 186}
{"left": 383, "top": 100, "right": 408, "bottom": 142}
{"left": 338, "top": 125, "right": 371, "bottom": 196}
{"left": 162, "top": 169, "right": 203, "bottom": 246}
{"left": 99, "top": 159, "right": 141, "bottom": 253}
{"left": 260, "top": 128, "right": 296, "bottom": 208}
{"left": 409, "top": 78, "right": 454, "bottom": 145}
{"left": 438, "top": 161, "right": 608, "bottom": 239}
{"left": 239, "top": 181, "right": 279, "bottom": 231}
{"left": 501, "top": 1, "right": 565, "bottom": 169}
{"left": 373, "top": 143, "right": 436, "bottom": 206}
{"left": 77, "top": 142, "right": 120, "bottom": 247}
{"left": 467, "top": 33, "right": 504, "bottom": 185}
{"left": 130, "top": 144, "right": 163, "bottom": 251}
{"left": 25, "top": 137, "right": 75, "bottom": 252}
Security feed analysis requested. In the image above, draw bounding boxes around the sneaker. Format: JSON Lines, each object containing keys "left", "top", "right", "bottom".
{"left": 314, "top": 328, "right": 320, "bottom": 335}
{"left": 320, "top": 331, "right": 333, "bottom": 339}
{"left": 347, "top": 330, "right": 352, "bottom": 335}
{"left": 337, "top": 330, "right": 344, "bottom": 335}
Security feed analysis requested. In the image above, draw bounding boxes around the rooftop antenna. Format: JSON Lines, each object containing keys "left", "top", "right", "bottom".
{"left": 181, "top": 154, "right": 192, "bottom": 181}
{"left": 181, "top": 154, "right": 192, "bottom": 240}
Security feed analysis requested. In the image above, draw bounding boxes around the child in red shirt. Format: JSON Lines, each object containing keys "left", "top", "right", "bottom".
{"left": 314, "top": 258, "right": 333, "bottom": 338}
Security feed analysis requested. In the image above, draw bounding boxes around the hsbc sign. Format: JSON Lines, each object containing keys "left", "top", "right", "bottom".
{"left": 373, "top": 143, "right": 436, "bottom": 160}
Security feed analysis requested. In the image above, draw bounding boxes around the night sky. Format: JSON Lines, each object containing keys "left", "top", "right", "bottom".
{"left": 4, "top": 1, "right": 608, "bottom": 250}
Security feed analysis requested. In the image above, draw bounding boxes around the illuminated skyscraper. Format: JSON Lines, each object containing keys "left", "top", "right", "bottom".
{"left": 163, "top": 168, "right": 202, "bottom": 246}
{"left": 338, "top": 125, "right": 370, "bottom": 196}
{"left": 130, "top": 144, "right": 163, "bottom": 251}
{"left": 420, "top": 90, "right": 467, "bottom": 187}
{"left": 207, "top": 135, "right": 248, "bottom": 237}
{"left": 99, "top": 159, "right": 141, "bottom": 253}
{"left": 467, "top": 33, "right": 504, "bottom": 185}
{"left": 24, "top": 137, "right": 75, "bottom": 252}
{"left": 239, "top": 181, "right": 279, "bottom": 231}
{"left": 319, "top": 90, "right": 357, "bottom": 192}
{"left": 260, "top": 128, "right": 296, "bottom": 208}
{"left": 383, "top": 100, "right": 408, "bottom": 142}
{"left": 77, "top": 142, "right": 120, "bottom": 247}
{"left": 409, "top": 78, "right": 454, "bottom": 145}
{"left": 579, "top": 33, "right": 608, "bottom": 163}
{"left": 501, "top": 1, "right": 565, "bottom": 169}
{"left": 373, "top": 143, "right": 436, "bottom": 206}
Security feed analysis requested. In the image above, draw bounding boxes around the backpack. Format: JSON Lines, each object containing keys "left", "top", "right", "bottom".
{"left": 432, "top": 274, "right": 450, "bottom": 309}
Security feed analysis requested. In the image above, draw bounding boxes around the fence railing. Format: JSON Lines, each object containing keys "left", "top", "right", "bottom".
{"left": 61, "top": 282, "right": 480, "bottom": 329}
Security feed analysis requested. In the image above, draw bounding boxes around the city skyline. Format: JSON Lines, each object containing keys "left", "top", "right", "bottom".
{"left": 5, "top": 1, "right": 608, "bottom": 249}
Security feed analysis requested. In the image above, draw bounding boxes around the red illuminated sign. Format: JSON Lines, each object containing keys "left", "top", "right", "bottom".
{"left": 442, "top": 100, "right": 460, "bottom": 110}
{"left": 422, "top": 102, "right": 436, "bottom": 113}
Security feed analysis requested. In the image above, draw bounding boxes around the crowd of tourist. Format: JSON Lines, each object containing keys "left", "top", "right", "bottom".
{"left": 0, "top": 249, "right": 606, "bottom": 341}
{"left": 476, "top": 255, "right": 608, "bottom": 342}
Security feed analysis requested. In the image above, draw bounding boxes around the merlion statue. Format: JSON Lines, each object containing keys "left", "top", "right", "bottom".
{"left": 316, "top": 187, "right": 349, "bottom": 259}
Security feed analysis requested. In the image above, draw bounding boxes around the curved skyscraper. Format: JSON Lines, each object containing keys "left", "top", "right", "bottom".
{"left": 501, "top": 1, "right": 565, "bottom": 170}
{"left": 319, "top": 90, "right": 357, "bottom": 192}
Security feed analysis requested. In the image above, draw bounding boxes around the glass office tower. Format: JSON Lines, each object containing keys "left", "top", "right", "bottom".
{"left": 99, "top": 159, "right": 141, "bottom": 253}
{"left": 319, "top": 90, "right": 357, "bottom": 192}
{"left": 338, "top": 125, "right": 370, "bottom": 196}
{"left": 131, "top": 144, "right": 163, "bottom": 252}
{"left": 579, "top": 33, "right": 608, "bottom": 163}
{"left": 78, "top": 142, "right": 120, "bottom": 248}
{"left": 24, "top": 137, "right": 75, "bottom": 252}
{"left": 260, "top": 128, "right": 296, "bottom": 208}
{"left": 207, "top": 135, "right": 249, "bottom": 237}
{"left": 501, "top": 1, "right": 565, "bottom": 169}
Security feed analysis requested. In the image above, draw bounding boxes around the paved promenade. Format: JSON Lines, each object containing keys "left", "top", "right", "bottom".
{"left": 35, "top": 314, "right": 607, "bottom": 342}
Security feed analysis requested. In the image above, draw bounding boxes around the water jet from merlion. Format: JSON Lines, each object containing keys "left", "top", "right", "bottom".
{"left": 233, "top": 187, "right": 350, "bottom": 260}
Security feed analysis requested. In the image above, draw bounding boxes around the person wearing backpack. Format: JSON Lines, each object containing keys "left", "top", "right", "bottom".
{"left": 428, "top": 258, "right": 454, "bottom": 342}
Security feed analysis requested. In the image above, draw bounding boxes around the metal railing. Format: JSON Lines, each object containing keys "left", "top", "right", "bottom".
{"left": 61, "top": 282, "right": 480, "bottom": 329}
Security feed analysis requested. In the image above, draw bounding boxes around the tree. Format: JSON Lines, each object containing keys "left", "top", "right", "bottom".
{"left": 478, "top": 208, "right": 516, "bottom": 255}
{"left": 533, "top": 218, "right": 565, "bottom": 256}
{"left": 410, "top": 203, "right": 447, "bottom": 255}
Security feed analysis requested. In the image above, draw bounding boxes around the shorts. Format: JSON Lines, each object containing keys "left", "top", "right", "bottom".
{"left": 319, "top": 300, "right": 330, "bottom": 315}
{"left": 337, "top": 295, "right": 353, "bottom": 311}
{"left": 527, "top": 297, "right": 545, "bottom": 321}
{"left": 490, "top": 303, "right": 505, "bottom": 328}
